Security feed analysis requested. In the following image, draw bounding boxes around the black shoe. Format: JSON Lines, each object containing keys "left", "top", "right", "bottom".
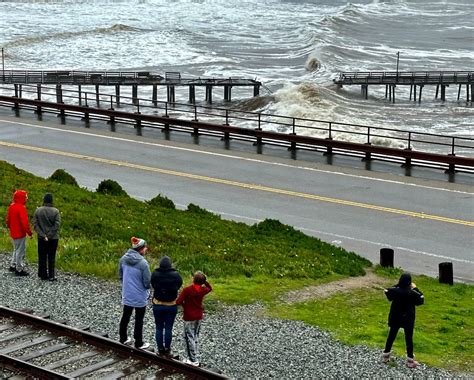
{"left": 49, "top": 277, "right": 58, "bottom": 282}
{"left": 15, "top": 270, "right": 30, "bottom": 277}
{"left": 9, "top": 266, "right": 16, "bottom": 272}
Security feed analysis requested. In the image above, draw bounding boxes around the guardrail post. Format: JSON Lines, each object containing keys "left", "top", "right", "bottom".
{"left": 152, "top": 84, "right": 158, "bottom": 106}
{"left": 225, "top": 109, "right": 229, "bottom": 126}
{"left": 115, "top": 84, "right": 121, "bottom": 107}
{"left": 194, "top": 105, "right": 198, "bottom": 121}
{"left": 136, "top": 99, "right": 140, "bottom": 114}
{"left": 288, "top": 118, "right": 297, "bottom": 151}
{"left": 35, "top": 84, "right": 42, "bottom": 114}
{"left": 135, "top": 118, "right": 142, "bottom": 135}
{"left": 363, "top": 127, "right": 371, "bottom": 161}
{"left": 82, "top": 93, "right": 90, "bottom": 121}
{"left": 403, "top": 132, "right": 412, "bottom": 167}
{"left": 132, "top": 85, "right": 138, "bottom": 106}
{"left": 95, "top": 84, "right": 100, "bottom": 107}
{"left": 324, "top": 122, "right": 333, "bottom": 155}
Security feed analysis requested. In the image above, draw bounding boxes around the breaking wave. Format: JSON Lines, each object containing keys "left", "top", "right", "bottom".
{"left": 4, "top": 24, "right": 141, "bottom": 48}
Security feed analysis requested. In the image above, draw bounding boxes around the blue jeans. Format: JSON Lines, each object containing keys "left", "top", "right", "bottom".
{"left": 152, "top": 304, "right": 178, "bottom": 350}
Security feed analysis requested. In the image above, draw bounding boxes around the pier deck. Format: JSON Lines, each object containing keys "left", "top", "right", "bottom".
{"left": 0, "top": 70, "right": 262, "bottom": 104}
{"left": 333, "top": 71, "right": 473, "bottom": 102}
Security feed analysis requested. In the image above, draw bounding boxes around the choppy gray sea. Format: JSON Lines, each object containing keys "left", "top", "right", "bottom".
{"left": 1, "top": 0, "right": 473, "bottom": 141}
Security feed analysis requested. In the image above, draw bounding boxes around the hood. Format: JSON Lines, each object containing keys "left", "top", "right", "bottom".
{"left": 398, "top": 273, "right": 412, "bottom": 288}
{"left": 123, "top": 249, "right": 145, "bottom": 266}
{"left": 159, "top": 255, "right": 172, "bottom": 270}
{"left": 13, "top": 190, "right": 28, "bottom": 205}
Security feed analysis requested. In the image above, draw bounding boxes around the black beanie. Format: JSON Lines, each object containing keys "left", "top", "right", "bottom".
{"left": 43, "top": 193, "right": 53, "bottom": 204}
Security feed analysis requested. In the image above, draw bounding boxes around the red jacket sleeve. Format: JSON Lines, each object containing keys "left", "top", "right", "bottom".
{"left": 175, "top": 287, "right": 187, "bottom": 305}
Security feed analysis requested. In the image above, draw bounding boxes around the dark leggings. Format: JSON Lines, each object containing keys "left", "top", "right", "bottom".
{"left": 384, "top": 324, "right": 414, "bottom": 358}
{"left": 119, "top": 305, "right": 146, "bottom": 348}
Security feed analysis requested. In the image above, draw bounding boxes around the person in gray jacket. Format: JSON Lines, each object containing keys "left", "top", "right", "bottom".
{"left": 119, "top": 237, "right": 151, "bottom": 350}
{"left": 33, "top": 193, "right": 61, "bottom": 281}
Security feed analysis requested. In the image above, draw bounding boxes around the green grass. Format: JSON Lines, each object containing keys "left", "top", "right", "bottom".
{"left": 269, "top": 266, "right": 474, "bottom": 372}
{"left": 0, "top": 160, "right": 369, "bottom": 296}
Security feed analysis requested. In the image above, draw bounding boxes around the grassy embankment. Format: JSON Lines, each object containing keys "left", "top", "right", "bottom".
{"left": 1, "top": 160, "right": 472, "bottom": 372}
{"left": 270, "top": 266, "right": 473, "bottom": 372}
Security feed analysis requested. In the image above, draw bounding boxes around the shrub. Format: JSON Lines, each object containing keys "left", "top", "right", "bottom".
{"left": 187, "top": 203, "right": 213, "bottom": 215}
{"left": 96, "top": 179, "right": 128, "bottom": 197}
{"left": 147, "top": 194, "right": 175, "bottom": 209}
{"left": 49, "top": 169, "right": 78, "bottom": 187}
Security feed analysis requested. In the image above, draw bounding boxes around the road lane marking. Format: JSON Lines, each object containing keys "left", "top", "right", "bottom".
{"left": 1, "top": 118, "right": 472, "bottom": 195}
{"left": 1, "top": 140, "right": 473, "bottom": 227}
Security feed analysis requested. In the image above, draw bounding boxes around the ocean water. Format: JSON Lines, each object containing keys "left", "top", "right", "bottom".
{"left": 0, "top": 0, "right": 473, "bottom": 149}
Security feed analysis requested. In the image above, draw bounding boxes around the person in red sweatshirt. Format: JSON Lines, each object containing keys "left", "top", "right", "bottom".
{"left": 176, "top": 271, "right": 212, "bottom": 367}
{"left": 5, "top": 190, "right": 33, "bottom": 276}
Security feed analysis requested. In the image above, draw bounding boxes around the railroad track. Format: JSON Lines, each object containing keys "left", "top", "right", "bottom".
{"left": 0, "top": 306, "right": 227, "bottom": 379}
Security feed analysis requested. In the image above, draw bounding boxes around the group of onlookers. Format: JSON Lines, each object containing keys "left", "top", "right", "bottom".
{"left": 118, "top": 236, "right": 212, "bottom": 366}
{"left": 5, "top": 189, "right": 424, "bottom": 369}
{"left": 6, "top": 190, "right": 60, "bottom": 281}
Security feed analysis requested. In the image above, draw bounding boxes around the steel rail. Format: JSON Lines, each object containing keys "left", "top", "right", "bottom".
{"left": 0, "top": 305, "right": 228, "bottom": 379}
{"left": 0, "top": 354, "right": 71, "bottom": 380}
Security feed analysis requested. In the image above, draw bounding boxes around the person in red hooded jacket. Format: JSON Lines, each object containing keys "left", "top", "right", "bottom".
{"left": 5, "top": 190, "right": 33, "bottom": 276}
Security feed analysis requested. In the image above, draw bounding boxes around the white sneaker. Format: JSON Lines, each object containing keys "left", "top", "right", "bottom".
{"left": 183, "top": 358, "right": 199, "bottom": 367}
{"left": 122, "top": 337, "right": 133, "bottom": 345}
{"left": 137, "top": 342, "right": 150, "bottom": 350}
{"left": 406, "top": 358, "right": 419, "bottom": 368}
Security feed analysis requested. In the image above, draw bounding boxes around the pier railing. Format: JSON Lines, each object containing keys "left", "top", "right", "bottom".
{"left": 334, "top": 71, "right": 473, "bottom": 85}
{"left": 0, "top": 84, "right": 473, "bottom": 173}
{"left": 0, "top": 70, "right": 261, "bottom": 86}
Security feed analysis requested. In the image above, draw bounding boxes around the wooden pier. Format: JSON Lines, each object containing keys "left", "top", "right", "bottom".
{"left": 0, "top": 70, "right": 261, "bottom": 105}
{"left": 333, "top": 71, "right": 473, "bottom": 103}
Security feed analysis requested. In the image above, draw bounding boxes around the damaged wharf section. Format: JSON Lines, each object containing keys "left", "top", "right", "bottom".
{"left": 0, "top": 70, "right": 262, "bottom": 105}
{"left": 333, "top": 71, "right": 473, "bottom": 103}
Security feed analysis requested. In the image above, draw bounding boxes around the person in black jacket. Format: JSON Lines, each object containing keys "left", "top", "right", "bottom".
{"left": 151, "top": 256, "right": 183, "bottom": 356}
{"left": 382, "top": 272, "right": 424, "bottom": 368}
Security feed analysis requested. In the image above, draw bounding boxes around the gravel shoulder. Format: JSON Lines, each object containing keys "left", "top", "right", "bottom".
{"left": 0, "top": 253, "right": 468, "bottom": 379}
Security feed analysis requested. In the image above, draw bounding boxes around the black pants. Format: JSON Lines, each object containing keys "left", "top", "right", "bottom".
{"left": 384, "top": 323, "right": 414, "bottom": 358}
{"left": 38, "top": 238, "right": 58, "bottom": 279}
{"left": 119, "top": 305, "right": 146, "bottom": 348}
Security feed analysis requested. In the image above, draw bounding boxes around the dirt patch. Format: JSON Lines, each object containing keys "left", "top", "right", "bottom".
{"left": 280, "top": 268, "right": 392, "bottom": 304}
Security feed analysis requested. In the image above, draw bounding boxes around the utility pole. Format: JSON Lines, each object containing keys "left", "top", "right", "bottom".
{"left": 396, "top": 51, "right": 400, "bottom": 82}
{"left": 1, "top": 48, "right": 4, "bottom": 81}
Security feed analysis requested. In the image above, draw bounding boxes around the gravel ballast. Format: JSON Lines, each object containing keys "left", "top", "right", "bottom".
{"left": 0, "top": 254, "right": 468, "bottom": 379}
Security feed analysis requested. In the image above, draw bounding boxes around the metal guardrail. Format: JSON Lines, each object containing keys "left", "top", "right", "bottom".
{"left": 0, "top": 84, "right": 473, "bottom": 173}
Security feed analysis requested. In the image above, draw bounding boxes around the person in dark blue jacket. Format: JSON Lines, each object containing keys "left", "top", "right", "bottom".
{"left": 151, "top": 255, "right": 183, "bottom": 356}
{"left": 118, "top": 237, "right": 151, "bottom": 350}
{"left": 382, "top": 272, "right": 424, "bottom": 368}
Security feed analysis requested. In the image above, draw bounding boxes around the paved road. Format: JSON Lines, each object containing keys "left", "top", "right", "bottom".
{"left": 1, "top": 112, "right": 473, "bottom": 282}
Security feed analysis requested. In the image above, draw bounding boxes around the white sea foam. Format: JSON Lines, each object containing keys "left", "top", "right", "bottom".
{"left": 0, "top": 0, "right": 472, "bottom": 149}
